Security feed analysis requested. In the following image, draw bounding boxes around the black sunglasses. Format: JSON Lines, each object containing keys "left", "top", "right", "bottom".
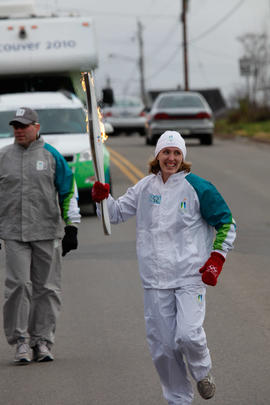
{"left": 12, "top": 122, "right": 35, "bottom": 129}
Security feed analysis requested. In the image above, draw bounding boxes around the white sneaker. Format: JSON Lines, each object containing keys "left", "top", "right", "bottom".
{"left": 197, "top": 373, "right": 216, "bottom": 399}
{"left": 33, "top": 340, "right": 54, "bottom": 362}
{"left": 14, "top": 338, "right": 32, "bottom": 364}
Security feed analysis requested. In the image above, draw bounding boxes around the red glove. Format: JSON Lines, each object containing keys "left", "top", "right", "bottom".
{"left": 199, "top": 252, "right": 225, "bottom": 286}
{"left": 92, "top": 181, "right": 110, "bottom": 203}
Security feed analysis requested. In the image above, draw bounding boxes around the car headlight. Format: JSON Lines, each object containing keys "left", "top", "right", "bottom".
{"left": 78, "top": 149, "right": 92, "bottom": 162}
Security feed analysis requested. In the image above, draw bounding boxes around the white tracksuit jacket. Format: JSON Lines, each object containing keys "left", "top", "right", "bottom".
{"left": 101, "top": 170, "right": 236, "bottom": 289}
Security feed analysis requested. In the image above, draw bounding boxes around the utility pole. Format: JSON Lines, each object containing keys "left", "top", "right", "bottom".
{"left": 181, "top": 0, "right": 189, "bottom": 90}
{"left": 137, "top": 19, "right": 148, "bottom": 105}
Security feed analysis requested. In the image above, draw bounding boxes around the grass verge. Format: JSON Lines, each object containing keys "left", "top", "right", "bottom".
{"left": 215, "top": 119, "right": 270, "bottom": 143}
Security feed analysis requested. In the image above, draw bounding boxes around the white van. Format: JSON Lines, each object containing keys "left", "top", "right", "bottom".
{"left": 0, "top": 14, "right": 98, "bottom": 102}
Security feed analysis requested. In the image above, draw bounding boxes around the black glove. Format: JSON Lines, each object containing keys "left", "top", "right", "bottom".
{"left": 62, "top": 225, "right": 78, "bottom": 257}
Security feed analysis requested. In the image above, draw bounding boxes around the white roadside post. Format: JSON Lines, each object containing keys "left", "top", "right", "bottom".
{"left": 83, "top": 71, "right": 111, "bottom": 235}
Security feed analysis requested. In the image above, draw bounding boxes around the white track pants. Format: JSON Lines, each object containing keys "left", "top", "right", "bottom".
{"left": 144, "top": 286, "right": 212, "bottom": 405}
{"left": 3, "top": 239, "right": 62, "bottom": 347}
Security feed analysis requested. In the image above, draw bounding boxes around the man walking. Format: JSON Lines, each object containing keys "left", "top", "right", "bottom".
{"left": 0, "top": 107, "right": 81, "bottom": 364}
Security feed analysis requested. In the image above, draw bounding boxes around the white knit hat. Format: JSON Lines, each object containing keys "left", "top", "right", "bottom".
{"left": 155, "top": 131, "right": 187, "bottom": 159}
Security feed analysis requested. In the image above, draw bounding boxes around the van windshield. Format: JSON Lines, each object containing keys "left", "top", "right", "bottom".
{"left": 0, "top": 108, "right": 86, "bottom": 138}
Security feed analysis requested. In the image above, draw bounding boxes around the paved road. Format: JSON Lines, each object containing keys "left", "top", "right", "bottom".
{"left": 0, "top": 135, "right": 269, "bottom": 405}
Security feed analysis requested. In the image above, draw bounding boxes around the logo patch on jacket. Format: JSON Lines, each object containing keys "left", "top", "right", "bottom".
{"left": 36, "top": 160, "right": 47, "bottom": 171}
{"left": 149, "top": 194, "right": 161, "bottom": 205}
{"left": 180, "top": 198, "right": 187, "bottom": 210}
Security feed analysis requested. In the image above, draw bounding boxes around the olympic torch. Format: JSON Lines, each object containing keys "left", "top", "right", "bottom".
{"left": 82, "top": 71, "right": 111, "bottom": 235}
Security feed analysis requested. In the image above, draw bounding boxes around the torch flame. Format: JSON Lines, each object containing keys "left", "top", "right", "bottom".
{"left": 98, "top": 107, "right": 108, "bottom": 143}
{"left": 81, "top": 74, "right": 86, "bottom": 92}
{"left": 85, "top": 110, "right": 89, "bottom": 133}
{"left": 81, "top": 72, "right": 108, "bottom": 143}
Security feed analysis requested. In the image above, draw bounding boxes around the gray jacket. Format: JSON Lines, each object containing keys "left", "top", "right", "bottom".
{"left": 0, "top": 138, "right": 80, "bottom": 241}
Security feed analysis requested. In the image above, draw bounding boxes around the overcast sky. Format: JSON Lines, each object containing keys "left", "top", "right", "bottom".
{"left": 49, "top": 0, "right": 270, "bottom": 101}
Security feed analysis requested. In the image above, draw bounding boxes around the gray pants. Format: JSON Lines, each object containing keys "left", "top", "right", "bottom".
{"left": 144, "top": 286, "right": 212, "bottom": 405}
{"left": 3, "top": 239, "right": 62, "bottom": 347}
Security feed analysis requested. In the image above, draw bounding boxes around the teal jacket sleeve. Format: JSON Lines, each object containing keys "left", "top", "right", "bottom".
{"left": 44, "top": 143, "right": 79, "bottom": 224}
{"left": 186, "top": 173, "right": 236, "bottom": 253}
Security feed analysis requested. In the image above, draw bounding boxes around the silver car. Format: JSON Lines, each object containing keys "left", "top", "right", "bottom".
{"left": 145, "top": 91, "right": 214, "bottom": 145}
{"left": 102, "top": 95, "right": 146, "bottom": 135}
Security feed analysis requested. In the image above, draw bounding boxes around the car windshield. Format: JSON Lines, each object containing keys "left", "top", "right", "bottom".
{"left": 157, "top": 94, "right": 204, "bottom": 109}
{"left": 0, "top": 108, "right": 86, "bottom": 138}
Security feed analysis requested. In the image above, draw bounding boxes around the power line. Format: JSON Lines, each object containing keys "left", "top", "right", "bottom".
{"left": 92, "top": 12, "right": 175, "bottom": 19}
{"left": 146, "top": 45, "right": 180, "bottom": 80}
{"left": 95, "top": 0, "right": 247, "bottom": 95}
{"left": 122, "top": 65, "right": 138, "bottom": 94}
{"left": 58, "top": 8, "right": 176, "bottom": 19}
{"left": 145, "top": 0, "right": 246, "bottom": 82}
{"left": 147, "top": 19, "right": 179, "bottom": 58}
{"left": 189, "top": 0, "right": 246, "bottom": 43}
{"left": 189, "top": 43, "right": 237, "bottom": 63}
{"left": 192, "top": 52, "right": 210, "bottom": 87}
{"left": 143, "top": 1, "right": 178, "bottom": 28}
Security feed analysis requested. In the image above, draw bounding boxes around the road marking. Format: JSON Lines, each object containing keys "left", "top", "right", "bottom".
{"left": 107, "top": 146, "right": 145, "bottom": 185}
{"left": 108, "top": 147, "right": 145, "bottom": 179}
{"left": 109, "top": 155, "right": 139, "bottom": 184}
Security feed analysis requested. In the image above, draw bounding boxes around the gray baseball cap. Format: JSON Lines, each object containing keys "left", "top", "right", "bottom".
{"left": 9, "top": 107, "right": 39, "bottom": 125}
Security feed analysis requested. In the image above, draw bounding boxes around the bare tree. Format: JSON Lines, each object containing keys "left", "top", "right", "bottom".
{"left": 238, "top": 32, "right": 270, "bottom": 105}
{"left": 228, "top": 85, "right": 247, "bottom": 109}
